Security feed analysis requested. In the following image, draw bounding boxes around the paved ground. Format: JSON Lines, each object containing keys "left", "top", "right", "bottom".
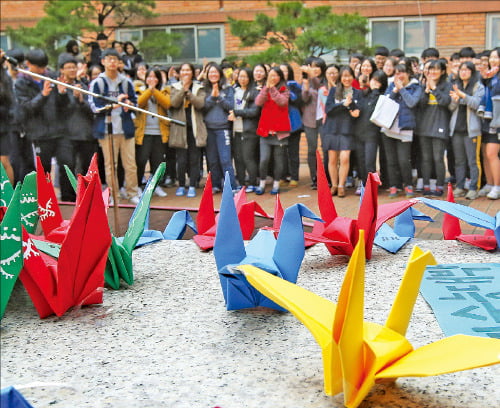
{"left": 108, "top": 164, "right": 499, "bottom": 241}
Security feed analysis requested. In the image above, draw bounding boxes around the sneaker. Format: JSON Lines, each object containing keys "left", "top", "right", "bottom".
{"left": 119, "top": 186, "right": 128, "bottom": 199}
{"left": 388, "top": 187, "right": 398, "bottom": 198}
{"left": 245, "top": 185, "right": 256, "bottom": 193}
{"left": 453, "top": 188, "right": 466, "bottom": 198}
{"left": 431, "top": 189, "right": 444, "bottom": 197}
{"left": 465, "top": 190, "right": 478, "bottom": 200}
{"left": 404, "top": 186, "right": 414, "bottom": 198}
{"left": 423, "top": 187, "right": 432, "bottom": 196}
{"left": 163, "top": 176, "right": 174, "bottom": 187}
{"left": 345, "top": 176, "right": 354, "bottom": 188}
{"left": 187, "top": 186, "right": 196, "bottom": 198}
{"left": 212, "top": 187, "right": 221, "bottom": 194}
{"left": 176, "top": 187, "right": 186, "bottom": 196}
{"left": 416, "top": 178, "right": 424, "bottom": 192}
{"left": 486, "top": 189, "right": 500, "bottom": 200}
{"left": 429, "top": 179, "right": 437, "bottom": 191}
{"left": 129, "top": 195, "right": 140, "bottom": 205}
{"left": 289, "top": 180, "right": 298, "bottom": 188}
{"left": 311, "top": 182, "right": 317, "bottom": 190}
{"left": 355, "top": 187, "right": 362, "bottom": 196}
{"left": 478, "top": 185, "right": 492, "bottom": 197}
{"left": 279, "top": 179, "right": 288, "bottom": 187}
{"left": 270, "top": 187, "right": 279, "bottom": 195}
{"left": 154, "top": 186, "right": 167, "bottom": 197}
{"left": 464, "top": 178, "right": 470, "bottom": 190}
{"left": 255, "top": 187, "right": 264, "bottom": 195}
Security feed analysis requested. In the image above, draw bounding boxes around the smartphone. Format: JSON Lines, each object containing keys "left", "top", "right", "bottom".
{"left": 302, "top": 71, "right": 308, "bottom": 79}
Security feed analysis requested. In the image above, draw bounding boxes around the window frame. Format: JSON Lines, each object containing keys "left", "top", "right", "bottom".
{"left": 116, "top": 24, "right": 225, "bottom": 64}
{"left": 486, "top": 13, "right": 500, "bottom": 49}
{"left": 368, "top": 16, "right": 436, "bottom": 57}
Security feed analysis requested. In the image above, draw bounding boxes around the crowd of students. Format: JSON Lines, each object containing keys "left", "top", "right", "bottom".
{"left": 1, "top": 39, "right": 499, "bottom": 204}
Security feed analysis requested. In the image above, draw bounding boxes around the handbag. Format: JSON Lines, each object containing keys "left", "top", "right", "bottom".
{"left": 370, "top": 95, "right": 399, "bottom": 129}
{"left": 382, "top": 114, "right": 413, "bottom": 142}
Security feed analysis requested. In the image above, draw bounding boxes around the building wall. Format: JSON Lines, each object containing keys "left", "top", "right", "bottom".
{"left": 2, "top": 0, "right": 499, "bottom": 57}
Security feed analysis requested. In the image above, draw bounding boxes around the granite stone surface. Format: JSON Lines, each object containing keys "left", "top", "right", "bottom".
{"left": 1, "top": 239, "right": 499, "bottom": 408}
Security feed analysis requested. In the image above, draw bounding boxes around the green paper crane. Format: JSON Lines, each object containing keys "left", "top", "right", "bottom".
{"left": 0, "top": 185, "right": 23, "bottom": 318}
{"left": 1, "top": 163, "right": 38, "bottom": 234}
{"left": 65, "top": 161, "right": 166, "bottom": 289}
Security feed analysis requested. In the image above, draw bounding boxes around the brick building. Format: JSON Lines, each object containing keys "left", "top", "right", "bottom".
{"left": 1, "top": 0, "right": 499, "bottom": 64}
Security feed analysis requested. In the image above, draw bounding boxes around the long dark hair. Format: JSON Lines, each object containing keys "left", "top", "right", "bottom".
{"left": 311, "top": 57, "right": 327, "bottom": 84}
{"left": 204, "top": 63, "right": 226, "bottom": 89}
{"left": 394, "top": 59, "right": 414, "bottom": 78}
{"left": 268, "top": 66, "right": 286, "bottom": 89}
{"left": 124, "top": 41, "right": 138, "bottom": 55}
{"left": 335, "top": 66, "right": 355, "bottom": 101}
{"left": 253, "top": 63, "right": 268, "bottom": 85}
{"left": 370, "top": 70, "right": 388, "bottom": 94}
{"left": 428, "top": 59, "right": 448, "bottom": 84}
{"left": 236, "top": 67, "right": 254, "bottom": 89}
{"left": 280, "top": 63, "right": 295, "bottom": 81}
{"left": 457, "top": 61, "right": 478, "bottom": 93}
{"left": 359, "top": 57, "right": 377, "bottom": 80}
{"left": 145, "top": 68, "right": 163, "bottom": 90}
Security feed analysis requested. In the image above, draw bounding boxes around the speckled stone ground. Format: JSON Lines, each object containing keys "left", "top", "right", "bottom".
{"left": 1, "top": 240, "right": 499, "bottom": 408}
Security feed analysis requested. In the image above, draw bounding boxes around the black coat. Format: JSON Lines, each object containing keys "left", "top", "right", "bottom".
{"left": 323, "top": 87, "right": 361, "bottom": 136}
{"left": 15, "top": 71, "right": 70, "bottom": 141}
{"left": 233, "top": 86, "right": 261, "bottom": 134}
{"left": 354, "top": 88, "right": 382, "bottom": 142}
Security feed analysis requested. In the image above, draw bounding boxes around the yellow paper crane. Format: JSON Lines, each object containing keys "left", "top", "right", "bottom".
{"left": 238, "top": 231, "right": 500, "bottom": 408}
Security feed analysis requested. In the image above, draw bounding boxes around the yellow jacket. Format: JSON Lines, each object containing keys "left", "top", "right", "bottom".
{"left": 134, "top": 85, "right": 171, "bottom": 145}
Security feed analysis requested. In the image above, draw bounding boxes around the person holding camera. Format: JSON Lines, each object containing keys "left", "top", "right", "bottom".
{"left": 15, "top": 48, "right": 76, "bottom": 201}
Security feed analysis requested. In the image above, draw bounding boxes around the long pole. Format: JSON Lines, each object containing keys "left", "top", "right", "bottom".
{"left": 106, "top": 114, "right": 121, "bottom": 236}
{"left": 15, "top": 67, "right": 186, "bottom": 126}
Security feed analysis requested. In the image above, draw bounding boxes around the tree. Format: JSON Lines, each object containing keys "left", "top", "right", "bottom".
{"left": 138, "top": 31, "right": 182, "bottom": 63}
{"left": 228, "top": 1, "right": 369, "bottom": 64}
{"left": 6, "top": 0, "right": 157, "bottom": 65}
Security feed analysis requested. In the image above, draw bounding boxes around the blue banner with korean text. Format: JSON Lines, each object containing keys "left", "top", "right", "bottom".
{"left": 420, "top": 264, "right": 500, "bottom": 339}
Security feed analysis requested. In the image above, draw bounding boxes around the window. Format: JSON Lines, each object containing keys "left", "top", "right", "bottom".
{"left": 369, "top": 17, "right": 435, "bottom": 56}
{"left": 486, "top": 14, "right": 500, "bottom": 49}
{"left": 117, "top": 25, "right": 224, "bottom": 63}
{"left": 1, "top": 33, "right": 10, "bottom": 50}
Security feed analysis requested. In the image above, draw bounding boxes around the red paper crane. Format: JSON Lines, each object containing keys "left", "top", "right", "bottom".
{"left": 266, "top": 194, "right": 340, "bottom": 248}
{"left": 19, "top": 172, "right": 112, "bottom": 318}
{"left": 436, "top": 184, "right": 497, "bottom": 250}
{"left": 193, "top": 173, "right": 269, "bottom": 250}
{"left": 305, "top": 151, "right": 416, "bottom": 259}
{"left": 35, "top": 155, "right": 109, "bottom": 244}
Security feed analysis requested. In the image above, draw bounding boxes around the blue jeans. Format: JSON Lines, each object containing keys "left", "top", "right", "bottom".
{"left": 206, "top": 128, "right": 236, "bottom": 189}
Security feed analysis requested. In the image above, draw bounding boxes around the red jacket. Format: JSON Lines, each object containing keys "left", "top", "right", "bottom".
{"left": 255, "top": 85, "right": 291, "bottom": 137}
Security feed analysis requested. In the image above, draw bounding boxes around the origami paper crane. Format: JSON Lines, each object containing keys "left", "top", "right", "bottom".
{"left": 238, "top": 231, "right": 500, "bottom": 408}
{"left": 19, "top": 171, "right": 112, "bottom": 318}
{"left": 132, "top": 209, "right": 198, "bottom": 248}
{"left": 66, "top": 157, "right": 166, "bottom": 288}
{"left": 375, "top": 206, "right": 433, "bottom": 253}
{"left": 1, "top": 163, "right": 38, "bottom": 234}
{"left": 35, "top": 156, "right": 71, "bottom": 243}
{"left": 193, "top": 172, "right": 269, "bottom": 250}
{"left": 312, "top": 151, "right": 416, "bottom": 259}
{"left": 214, "top": 173, "right": 322, "bottom": 310}
{"left": 265, "top": 194, "right": 337, "bottom": 248}
{"left": 0, "top": 186, "right": 23, "bottom": 319}
{"left": 1, "top": 386, "right": 34, "bottom": 408}
{"left": 106, "top": 162, "right": 166, "bottom": 288}
{"left": 419, "top": 184, "right": 500, "bottom": 251}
